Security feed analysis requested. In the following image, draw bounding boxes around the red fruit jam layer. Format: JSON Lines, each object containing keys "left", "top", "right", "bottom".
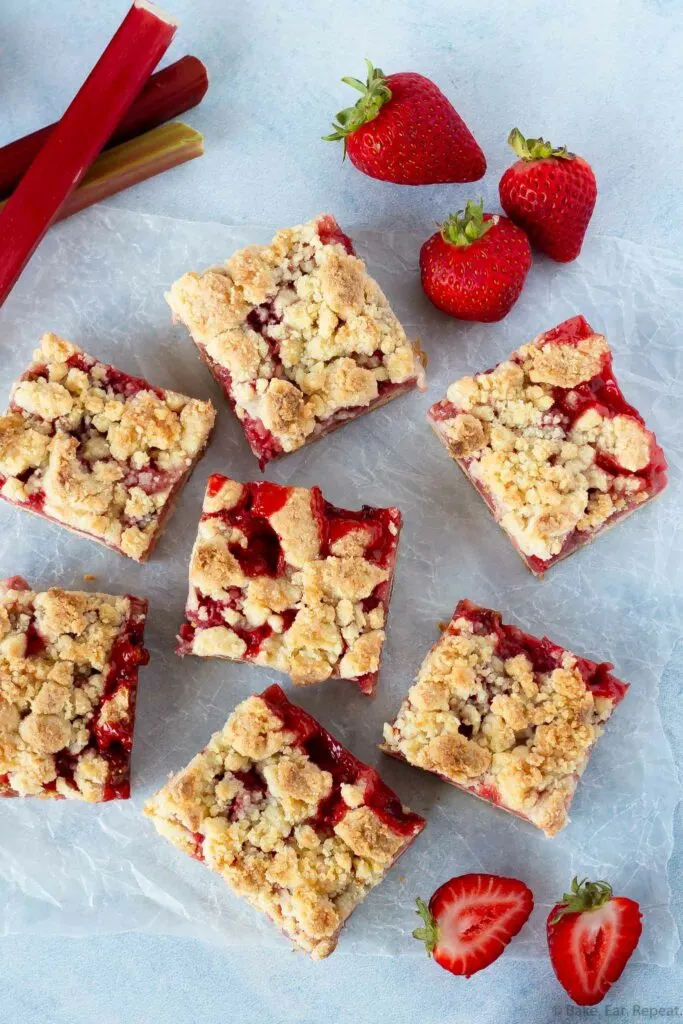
{"left": 64, "top": 352, "right": 165, "bottom": 400}
{"left": 429, "top": 315, "right": 668, "bottom": 574}
{"left": 452, "top": 599, "right": 628, "bottom": 705}
{"left": 261, "top": 684, "right": 424, "bottom": 837}
{"left": 0, "top": 596, "right": 149, "bottom": 801}
{"left": 178, "top": 477, "right": 401, "bottom": 682}
{"left": 315, "top": 215, "right": 355, "bottom": 255}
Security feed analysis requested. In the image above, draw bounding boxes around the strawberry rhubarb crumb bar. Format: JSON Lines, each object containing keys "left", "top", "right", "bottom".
{"left": 381, "top": 600, "right": 628, "bottom": 837}
{"left": 176, "top": 474, "right": 402, "bottom": 695}
{"left": 166, "top": 215, "right": 426, "bottom": 468}
{"left": 0, "top": 333, "right": 216, "bottom": 561}
{"left": 0, "top": 576, "right": 148, "bottom": 801}
{"left": 428, "top": 316, "right": 667, "bottom": 575}
{"left": 145, "top": 684, "right": 425, "bottom": 958}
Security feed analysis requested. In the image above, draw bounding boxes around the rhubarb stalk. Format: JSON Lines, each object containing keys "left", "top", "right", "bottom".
{"left": 0, "top": 122, "right": 203, "bottom": 225}
{"left": 0, "top": 55, "right": 208, "bottom": 199}
{"left": 0, "top": 0, "right": 177, "bottom": 308}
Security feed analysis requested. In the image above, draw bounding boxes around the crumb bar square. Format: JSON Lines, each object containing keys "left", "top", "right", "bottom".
{"left": 428, "top": 316, "right": 667, "bottom": 575}
{"left": 145, "top": 684, "right": 425, "bottom": 958}
{"left": 166, "top": 214, "right": 426, "bottom": 468}
{"left": 0, "top": 576, "right": 149, "bottom": 801}
{"left": 176, "top": 474, "right": 402, "bottom": 695}
{"left": 0, "top": 333, "right": 216, "bottom": 561}
{"left": 381, "top": 599, "right": 628, "bottom": 837}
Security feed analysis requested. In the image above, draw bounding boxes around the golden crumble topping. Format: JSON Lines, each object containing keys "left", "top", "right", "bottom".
{"left": 382, "top": 602, "right": 627, "bottom": 837}
{"left": 178, "top": 476, "right": 401, "bottom": 695}
{"left": 145, "top": 689, "right": 424, "bottom": 959}
{"left": 166, "top": 216, "right": 426, "bottom": 462}
{"left": 0, "top": 334, "right": 216, "bottom": 561}
{"left": 429, "top": 318, "right": 666, "bottom": 571}
{"left": 0, "top": 577, "right": 148, "bottom": 802}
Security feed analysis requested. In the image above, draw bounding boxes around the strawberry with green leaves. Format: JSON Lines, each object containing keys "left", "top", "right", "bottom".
{"left": 419, "top": 200, "right": 532, "bottom": 322}
{"left": 413, "top": 873, "right": 534, "bottom": 977}
{"left": 499, "top": 129, "right": 597, "bottom": 262}
{"left": 547, "top": 877, "right": 643, "bottom": 1006}
{"left": 325, "top": 60, "right": 486, "bottom": 185}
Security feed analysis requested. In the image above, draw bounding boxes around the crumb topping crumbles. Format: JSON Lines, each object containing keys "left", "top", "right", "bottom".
{"left": 145, "top": 686, "right": 425, "bottom": 959}
{"left": 0, "top": 577, "right": 148, "bottom": 801}
{"left": 382, "top": 600, "right": 627, "bottom": 837}
{"left": 166, "top": 216, "right": 426, "bottom": 465}
{"left": 177, "top": 475, "right": 401, "bottom": 695}
{"left": 0, "top": 333, "right": 216, "bottom": 561}
{"left": 428, "top": 316, "right": 667, "bottom": 571}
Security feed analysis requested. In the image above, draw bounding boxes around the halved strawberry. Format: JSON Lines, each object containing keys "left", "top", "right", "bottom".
{"left": 547, "top": 877, "right": 643, "bottom": 1006}
{"left": 413, "top": 873, "right": 534, "bottom": 977}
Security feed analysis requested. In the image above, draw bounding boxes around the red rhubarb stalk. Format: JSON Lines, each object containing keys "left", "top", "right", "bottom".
{"left": 0, "top": 0, "right": 177, "bottom": 308}
{"left": 0, "top": 55, "right": 208, "bottom": 199}
{"left": 0, "top": 122, "right": 204, "bottom": 224}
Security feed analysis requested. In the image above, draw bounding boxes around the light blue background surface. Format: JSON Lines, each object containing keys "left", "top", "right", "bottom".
{"left": 0, "top": 0, "right": 681, "bottom": 1020}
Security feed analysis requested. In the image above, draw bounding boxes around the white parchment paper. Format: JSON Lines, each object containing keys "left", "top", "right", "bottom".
{"left": 0, "top": 208, "right": 680, "bottom": 963}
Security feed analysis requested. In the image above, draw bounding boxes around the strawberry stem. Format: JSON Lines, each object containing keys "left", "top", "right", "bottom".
{"left": 440, "top": 200, "right": 495, "bottom": 248}
{"left": 550, "top": 877, "right": 614, "bottom": 924}
{"left": 413, "top": 897, "right": 440, "bottom": 954}
{"left": 508, "top": 128, "right": 574, "bottom": 161}
{"left": 323, "top": 59, "right": 392, "bottom": 150}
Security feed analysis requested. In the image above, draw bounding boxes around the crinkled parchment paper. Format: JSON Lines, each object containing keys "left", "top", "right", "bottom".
{"left": 0, "top": 208, "right": 680, "bottom": 963}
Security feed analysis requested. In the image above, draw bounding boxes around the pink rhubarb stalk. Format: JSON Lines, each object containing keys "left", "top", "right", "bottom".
{"left": 0, "top": 0, "right": 177, "bottom": 308}
{"left": 0, "top": 122, "right": 204, "bottom": 224}
{"left": 0, "top": 55, "right": 208, "bottom": 199}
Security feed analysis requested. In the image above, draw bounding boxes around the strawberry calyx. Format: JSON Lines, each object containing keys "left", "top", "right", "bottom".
{"left": 413, "top": 897, "right": 440, "bottom": 953}
{"left": 440, "top": 200, "right": 495, "bottom": 248}
{"left": 550, "top": 877, "right": 614, "bottom": 925}
{"left": 324, "top": 60, "right": 392, "bottom": 149}
{"left": 508, "top": 127, "right": 575, "bottom": 161}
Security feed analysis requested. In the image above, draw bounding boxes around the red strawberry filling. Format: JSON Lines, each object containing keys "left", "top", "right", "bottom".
{"left": 261, "top": 685, "right": 422, "bottom": 837}
{"left": 453, "top": 599, "right": 628, "bottom": 705}
{"left": 66, "top": 352, "right": 164, "bottom": 400}
{"left": 315, "top": 215, "right": 355, "bottom": 254}
{"left": 178, "top": 478, "right": 401, "bottom": 677}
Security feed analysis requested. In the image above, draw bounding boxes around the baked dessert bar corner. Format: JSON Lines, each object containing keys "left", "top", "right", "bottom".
{"left": 381, "top": 599, "right": 628, "bottom": 837}
{"left": 177, "top": 474, "right": 402, "bottom": 695}
{"left": 145, "top": 684, "right": 425, "bottom": 958}
{"left": 0, "top": 576, "right": 149, "bottom": 801}
{"left": 166, "top": 214, "right": 426, "bottom": 468}
{"left": 428, "top": 315, "right": 667, "bottom": 575}
{"left": 0, "top": 332, "right": 216, "bottom": 561}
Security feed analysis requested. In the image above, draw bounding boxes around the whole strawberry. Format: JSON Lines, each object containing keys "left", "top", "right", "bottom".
{"left": 499, "top": 129, "right": 597, "bottom": 262}
{"left": 420, "top": 200, "right": 532, "bottom": 322}
{"left": 324, "top": 60, "right": 486, "bottom": 185}
{"left": 547, "top": 877, "right": 643, "bottom": 1006}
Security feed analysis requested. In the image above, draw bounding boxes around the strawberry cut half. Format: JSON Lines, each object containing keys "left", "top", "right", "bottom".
{"left": 547, "top": 877, "right": 643, "bottom": 1006}
{"left": 413, "top": 873, "right": 534, "bottom": 977}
